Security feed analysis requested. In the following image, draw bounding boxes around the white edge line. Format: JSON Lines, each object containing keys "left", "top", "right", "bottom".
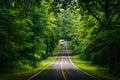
{"left": 28, "top": 46, "right": 99, "bottom": 80}
{"left": 67, "top": 48, "right": 99, "bottom": 80}
{"left": 27, "top": 54, "right": 58, "bottom": 80}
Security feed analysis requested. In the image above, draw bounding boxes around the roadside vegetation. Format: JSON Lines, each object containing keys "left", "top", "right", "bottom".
{"left": 0, "top": 41, "right": 60, "bottom": 80}
{"left": 0, "top": 0, "right": 120, "bottom": 79}
{"left": 71, "top": 55, "right": 120, "bottom": 80}
{"left": 52, "top": 43, "right": 60, "bottom": 56}
{"left": 0, "top": 0, "right": 58, "bottom": 79}
{"left": 55, "top": 0, "right": 120, "bottom": 77}
{"left": 0, "top": 56, "right": 55, "bottom": 80}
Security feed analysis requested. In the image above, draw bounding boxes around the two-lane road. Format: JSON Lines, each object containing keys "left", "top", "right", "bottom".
{"left": 28, "top": 45, "right": 99, "bottom": 80}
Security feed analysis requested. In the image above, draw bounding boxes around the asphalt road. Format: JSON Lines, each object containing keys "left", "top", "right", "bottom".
{"left": 28, "top": 45, "right": 99, "bottom": 80}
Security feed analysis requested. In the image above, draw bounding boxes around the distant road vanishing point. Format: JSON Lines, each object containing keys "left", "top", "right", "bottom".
{"left": 27, "top": 44, "right": 99, "bottom": 80}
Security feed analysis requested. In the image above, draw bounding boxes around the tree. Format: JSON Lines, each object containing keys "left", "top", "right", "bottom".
{"left": 0, "top": 0, "right": 58, "bottom": 72}
{"left": 53, "top": 0, "right": 120, "bottom": 75}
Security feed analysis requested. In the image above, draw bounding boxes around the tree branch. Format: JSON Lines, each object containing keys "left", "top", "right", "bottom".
{"left": 87, "top": 6, "right": 100, "bottom": 21}
{"left": 86, "top": 3, "right": 105, "bottom": 27}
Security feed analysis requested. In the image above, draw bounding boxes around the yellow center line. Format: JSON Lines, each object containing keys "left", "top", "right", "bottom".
{"left": 61, "top": 56, "right": 67, "bottom": 80}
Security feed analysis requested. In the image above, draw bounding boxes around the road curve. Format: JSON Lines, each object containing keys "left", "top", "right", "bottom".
{"left": 27, "top": 45, "right": 99, "bottom": 80}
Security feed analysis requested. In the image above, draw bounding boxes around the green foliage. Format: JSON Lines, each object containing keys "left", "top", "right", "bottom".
{"left": 71, "top": 55, "right": 120, "bottom": 80}
{"left": 0, "top": 56, "right": 55, "bottom": 80}
{"left": 0, "top": 0, "right": 58, "bottom": 74}
{"left": 0, "top": 0, "right": 120, "bottom": 78}
{"left": 61, "top": 0, "right": 120, "bottom": 76}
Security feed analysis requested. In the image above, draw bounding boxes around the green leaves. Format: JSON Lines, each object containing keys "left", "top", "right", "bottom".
{"left": 60, "top": 0, "right": 120, "bottom": 75}
{"left": 0, "top": 0, "right": 58, "bottom": 73}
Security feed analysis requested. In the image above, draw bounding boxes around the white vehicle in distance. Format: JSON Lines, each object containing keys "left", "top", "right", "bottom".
{"left": 59, "top": 39, "right": 66, "bottom": 46}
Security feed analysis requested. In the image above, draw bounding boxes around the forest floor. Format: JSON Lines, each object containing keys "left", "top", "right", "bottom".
{"left": 70, "top": 55, "right": 120, "bottom": 80}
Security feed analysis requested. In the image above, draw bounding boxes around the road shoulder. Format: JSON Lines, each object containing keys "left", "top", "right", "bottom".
{"left": 70, "top": 55, "right": 120, "bottom": 80}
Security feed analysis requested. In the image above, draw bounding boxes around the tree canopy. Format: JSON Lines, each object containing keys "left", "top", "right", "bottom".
{"left": 0, "top": 0, "right": 120, "bottom": 77}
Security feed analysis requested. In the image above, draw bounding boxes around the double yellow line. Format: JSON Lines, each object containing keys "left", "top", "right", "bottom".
{"left": 61, "top": 56, "right": 67, "bottom": 80}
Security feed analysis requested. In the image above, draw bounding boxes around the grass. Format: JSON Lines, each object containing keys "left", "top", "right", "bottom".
{"left": 0, "top": 44, "right": 61, "bottom": 80}
{"left": 0, "top": 57, "right": 55, "bottom": 80}
{"left": 70, "top": 55, "right": 120, "bottom": 80}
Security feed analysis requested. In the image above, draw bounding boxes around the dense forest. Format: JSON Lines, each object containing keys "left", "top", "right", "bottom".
{"left": 54, "top": 0, "right": 120, "bottom": 76}
{"left": 0, "top": 0, "right": 58, "bottom": 73}
{"left": 0, "top": 0, "right": 120, "bottom": 77}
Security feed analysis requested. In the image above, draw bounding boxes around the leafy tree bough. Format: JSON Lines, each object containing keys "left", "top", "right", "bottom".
{"left": 0, "top": 0, "right": 58, "bottom": 72}
{"left": 53, "top": 0, "right": 120, "bottom": 76}
{"left": 0, "top": 0, "right": 120, "bottom": 77}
